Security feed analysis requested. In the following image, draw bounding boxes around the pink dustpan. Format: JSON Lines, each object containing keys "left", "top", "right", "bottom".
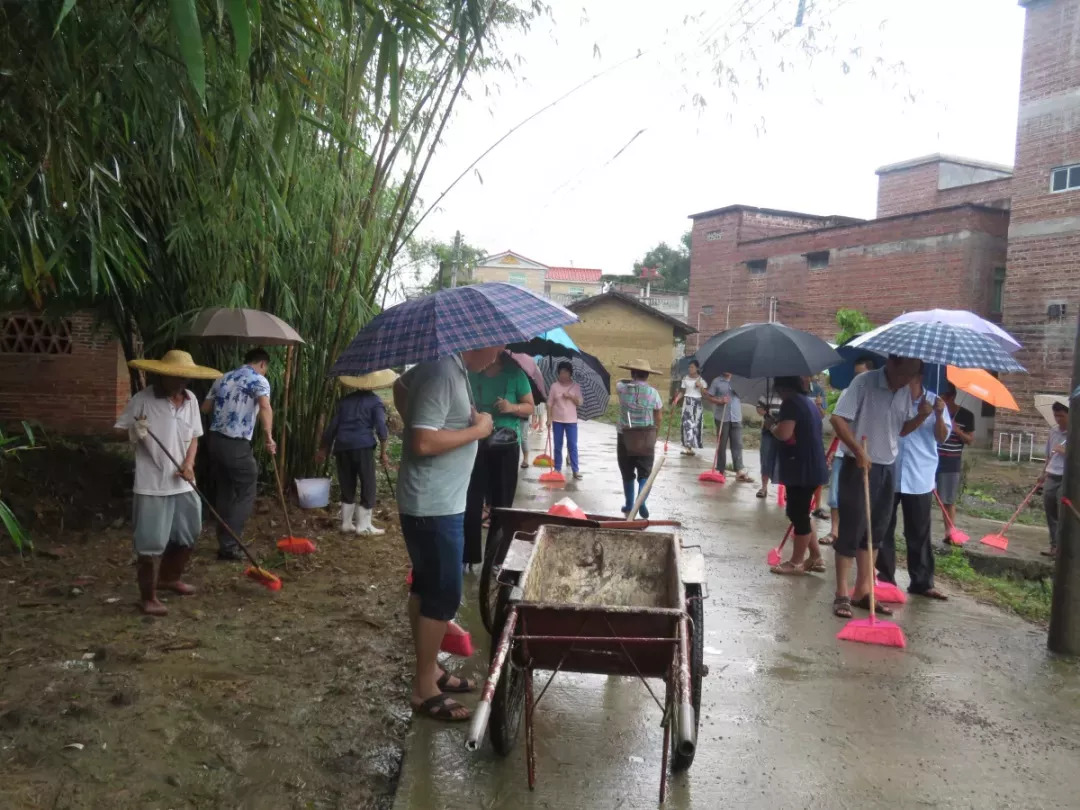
{"left": 767, "top": 547, "right": 782, "bottom": 566}
{"left": 699, "top": 469, "right": 726, "bottom": 483}
{"left": 980, "top": 533, "right": 1009, "bottom": 550}
{"left": 539, "top": 470, "right": 566, "bottom": 484}
{"left": 776, "top": 484, "right": 786, "bottom": 507}
{"left": 440, "top": 621, "right": 474, "bottom": 657}
{"left": 874, "top": 579, "right": 908, "bottom": 604}
{"left": 837, "top": 617, "right": 907, "bottom": 649}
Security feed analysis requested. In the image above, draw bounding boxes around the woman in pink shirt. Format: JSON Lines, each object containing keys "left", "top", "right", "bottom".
{"left": 548, "top": 361, "right": 584, "bottom": 479}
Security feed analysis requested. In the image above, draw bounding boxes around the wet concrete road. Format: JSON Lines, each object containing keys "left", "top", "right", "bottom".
{"left": 392, "top": 421, "right": 1080, "bottom": 809}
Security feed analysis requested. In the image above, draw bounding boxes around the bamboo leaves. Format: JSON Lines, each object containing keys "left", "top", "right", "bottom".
{"left": 169, "top": 0, "right": 206, "bottom": 103}
{"left": 226, "top": 0, "right": 252, "bottom": 68}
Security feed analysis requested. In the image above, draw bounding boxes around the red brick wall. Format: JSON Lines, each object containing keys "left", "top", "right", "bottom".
{"left": 877, "top": 162, "right": 1012, "bottom": 218}
{"left": 0, "top": 311, "right": 129, "bottom": 434}
{"left": 688, "top": 205, "right": 1009, "bottom": 346}
{"left": 999, "top": 0, "right": 1080, "bottom": 437}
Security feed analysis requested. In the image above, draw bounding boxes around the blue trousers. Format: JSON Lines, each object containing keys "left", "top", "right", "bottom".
{"left": 553, "top": 421, "right": 579, "bottom": 473}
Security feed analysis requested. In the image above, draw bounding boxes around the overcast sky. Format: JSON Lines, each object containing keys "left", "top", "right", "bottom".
{"left": 412, "top": 0, "right": 1025, "bottom": 279}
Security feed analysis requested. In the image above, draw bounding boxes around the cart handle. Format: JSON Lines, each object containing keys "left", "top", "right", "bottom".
{"left": 466, "top": 606, "right": 519, "bottom": 751}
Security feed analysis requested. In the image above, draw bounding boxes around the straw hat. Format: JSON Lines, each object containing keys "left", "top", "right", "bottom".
{"left": 619, "top": 358, "right": 658, "bottom": 375}
{"left": 128, "top": 350, "right": 222, "bottom": 380}
{"left": 339, "top": 369, "right": 399, "bottom": 391}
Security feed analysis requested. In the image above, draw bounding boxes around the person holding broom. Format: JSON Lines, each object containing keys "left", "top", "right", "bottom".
{"left": 116, "top": 350, "right": 222, "bottom": 616}
{"left": 705, "top": 370, "right": 753, "bottom": 482}
{"left": 316, "top": 370, "right": 394, "bottom": 536}
{"left": 828, "top": 355, "right": 923, "bottom": 619}
{"left": 615, "top": 360, "right": 664, "bottom": 518}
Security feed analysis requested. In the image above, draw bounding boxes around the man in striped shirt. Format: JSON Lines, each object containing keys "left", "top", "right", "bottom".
{"left": 936, "top": 384, "right": 975, "bottom": 544}
{"left": 829, "top": 355, "right": 926, "bottom": 619}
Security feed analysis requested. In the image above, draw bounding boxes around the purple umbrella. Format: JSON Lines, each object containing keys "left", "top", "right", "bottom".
{"left": 330, "top": 283, "right": 577, "bottom": 376}
{"left": 887, "top": 309, "right": 1021, "bottom": 354}
{"left": 505, "top": 352, "right": 548, "bottom": 404}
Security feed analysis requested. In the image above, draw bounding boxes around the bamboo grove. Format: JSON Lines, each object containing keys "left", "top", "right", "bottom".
{"left": 1, "top": 0, "right": 543, "bottom": 479}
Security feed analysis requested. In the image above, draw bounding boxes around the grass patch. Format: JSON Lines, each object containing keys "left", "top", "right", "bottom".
{"left": 935, "top": 549, "right": 1053, "bottom": 624}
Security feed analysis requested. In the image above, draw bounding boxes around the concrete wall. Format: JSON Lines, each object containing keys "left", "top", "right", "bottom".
{"left": 0, "top": 311, "right": 129, "bottom": 434}
{"left": 999, "top": 0, "right": 1080, "bottom": 438}
{"left": 564, "top": 298, "right": 680, "bottom": 393}
{"left": 877, "top": 161, "right": 1013, "bottom": 218}
{"left": 546, "top": 280, "right": 601, "bottom": 298}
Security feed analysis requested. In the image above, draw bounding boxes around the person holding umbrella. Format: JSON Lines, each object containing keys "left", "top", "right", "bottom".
{"left": 877, "top": 372, "right": 951, "bottom": 600}
{"left": 201, "top": 348, "right": 276, "bottom": 561}
{"left": 615, "top": 360, "right": 664, "bottom": 518}
{"left": 116, "top": 350, "right": 222, "bottom": 615}
{"left": 829, "top": 355, "right": 924, "bottom": 619}
{"left": 548, "top": 361, "right": 585, "bottom": 479}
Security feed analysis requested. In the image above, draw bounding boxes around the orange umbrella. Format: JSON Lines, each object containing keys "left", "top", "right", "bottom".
{"left": 945, "top": 366, "right": 1019, "bottom": 411}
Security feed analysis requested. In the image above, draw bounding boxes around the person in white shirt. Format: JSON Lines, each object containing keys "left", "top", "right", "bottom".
{"left": 1042, "top": 401, "right": 1069, "bottom": 558}
{"left": 116, "top": 351, "right": 221, "bottom": 616}
{"left": 674, "top": 360, "right": 707, "bottom": 455}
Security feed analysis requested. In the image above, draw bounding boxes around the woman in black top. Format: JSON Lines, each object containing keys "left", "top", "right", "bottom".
{"left": 766, "top": 376, "right": 829, "bottom": 575}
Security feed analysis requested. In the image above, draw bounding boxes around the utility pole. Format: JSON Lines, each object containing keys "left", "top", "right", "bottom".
{"left": 450, "top": 230, "right": 462, "bottom": 288}
{"left": 1049, "top": 316, "right": 1080, "bottom": 655}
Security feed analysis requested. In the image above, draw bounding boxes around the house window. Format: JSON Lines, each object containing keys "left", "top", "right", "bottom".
{"left": 806, "top": 251, "right": 830, "bottom": 271}
{"left": 507, "top": 271, "right": 527, "bottom": 286}
{"left": 1051, "top": 164, "right": 1080, "bottom": 192}
{"left": 1048, "top": 301, "right": 1068, "bottom": 322}
{"left": 746, "top": 259, "right": 767, "bottom": 275}
{"left": 991, "top": 267, "right": 1006, "bottom": 313}
{"left": 0, "top": 315, "right": 73, "bottom": 354}
{"left": 567, "top": 286, "right": 585, "bottom": 297}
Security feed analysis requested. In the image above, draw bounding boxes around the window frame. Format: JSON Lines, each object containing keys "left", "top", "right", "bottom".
{"left": 805, "top": 250, "right": 830, "bottom": 271}
{"left": 990, "top": 267, "right": 1006, "bottom": 314}
{"left": 1050, "top": 163, "right": 1080, "bottom": 193}
{"left": 507, "top": 270, "right": 528, "bottom": 286}
{"left": 746, "top": 258, "right": 767, "bottom": 275}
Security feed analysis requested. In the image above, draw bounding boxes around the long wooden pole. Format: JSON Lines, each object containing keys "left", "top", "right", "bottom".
{"left": 279, "top": 344, "right": 294, "bottom": 482}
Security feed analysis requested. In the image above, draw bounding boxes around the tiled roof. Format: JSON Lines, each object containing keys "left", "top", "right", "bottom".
{"left": 545, "top": 267, "right": 602, "bottom": 283}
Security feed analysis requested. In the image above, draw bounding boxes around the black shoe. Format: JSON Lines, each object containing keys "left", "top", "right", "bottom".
{"left": 216, "top": 547, "right": 244, "bottom": 561}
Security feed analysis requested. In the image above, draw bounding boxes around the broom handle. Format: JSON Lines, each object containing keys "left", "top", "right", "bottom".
{"left": 712, "top": 403, "right": 728, "bottom": 472}
{"left": 269, "top": 450, "right": 296, "bottom": 539}
{"left": 999, "top": 476, "right": 1045, "bottom": 536}
{"left": 861, "top": 437, "right": 876, "bottom": 619}
{"left": 778, "top": 488, "right": 817, "bottom": 552}
{"left": 933, "top": 489, "right": 957, "bottom": 530}
{"left": 143, "top": 427, "right": 262, "bottom": 570}
{"left": 1061, "top": 496, "right": 1080, "bottom": 523}
{"left": 663, "top": 401, "right": 676, "bottom": 452}
{"left": 382, "top": 461, "right": 396, "bottom": 498}
{"left": 629, "top": 456, "right": 665, "bottom": 520}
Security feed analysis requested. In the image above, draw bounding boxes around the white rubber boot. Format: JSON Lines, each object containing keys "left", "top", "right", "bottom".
{"left": 340, "top": 503, "right": 357, "bottom": 533}
{"left": 354, "top": 506, "right": 385, "bottom": 536}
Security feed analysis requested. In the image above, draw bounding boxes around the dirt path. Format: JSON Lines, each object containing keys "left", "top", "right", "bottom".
{"left": 0, "top": 496, "right": 412, "bottom": 809}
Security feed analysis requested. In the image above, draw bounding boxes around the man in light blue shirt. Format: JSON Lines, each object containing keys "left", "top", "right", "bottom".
{"left": 876, "top": 378, "right": 950, "bottom": 599}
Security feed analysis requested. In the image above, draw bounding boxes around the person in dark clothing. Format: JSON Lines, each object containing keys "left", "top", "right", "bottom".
{"left": 767, "top": 376, "right": 829, "bottom": 575}
{"left": 936, "top": 383, "right": 975, "bottom": 544}
{"left": 318, "top": 370, "right": 394, "bottom": 535}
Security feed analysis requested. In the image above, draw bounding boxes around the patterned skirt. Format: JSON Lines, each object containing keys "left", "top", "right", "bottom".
{"left": 681, "top": 397, "right": 704, "bottom": 449}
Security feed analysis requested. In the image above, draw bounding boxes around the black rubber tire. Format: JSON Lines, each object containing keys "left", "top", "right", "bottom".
{"left": 478, "top": 526, "right": 505, "bottom": 636}
{"left": 488, "top": 585, "right": 525, "bottom": 756}
{"left": 671, "top": 583, "right": 703, "bottom": 772}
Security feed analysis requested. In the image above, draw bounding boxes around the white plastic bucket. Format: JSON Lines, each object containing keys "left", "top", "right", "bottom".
{"left": 295, "top": 477, "right": 331, "bottom": 509}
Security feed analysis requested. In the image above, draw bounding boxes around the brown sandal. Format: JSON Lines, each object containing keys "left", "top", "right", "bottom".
{"left": 770, "top": 560, "right": 807, "bottom": 576}
{"left": 819, "top": 533, "right": 836, "bottom": 546}
{"left": 804, "top": 556, "right": 826, "bottom": 573}
{"left": 832, "top": 596, "right": 852, "bottom": 618}
{"left": 851, "top": 595, "right": 893, "bottom": 616}
{"left": 436, "top": 671, "right": 475, "bottom": 693}
{"left": 412, "top": 693, "right": 472, "bottom": 722}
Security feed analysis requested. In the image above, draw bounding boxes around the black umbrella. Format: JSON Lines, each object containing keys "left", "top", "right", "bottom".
{"left": 697, "top": 322, "right": 841, "bottom": 380}
{"left": 537, "top": 354, "right": 610, "bottom": 420}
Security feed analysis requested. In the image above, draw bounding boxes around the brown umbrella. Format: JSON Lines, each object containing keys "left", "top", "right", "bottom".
{"left": 184, "top": 307, "right": 304, "bottom": 345}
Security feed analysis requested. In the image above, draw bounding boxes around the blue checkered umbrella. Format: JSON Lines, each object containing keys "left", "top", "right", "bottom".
{"left": 849, "top": 321, "right": 1026, "bottom": 373}
{"left": 330, "top": 283, "right": 578, "bottom": 376}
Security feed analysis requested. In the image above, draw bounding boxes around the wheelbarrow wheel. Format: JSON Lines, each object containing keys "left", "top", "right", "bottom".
{"left": 478, "top": 526, "right": 506, "bottom": 636}
{"left": 672, "top": 583, "right": 703, "bottom": 772}
{"left": 488, "top": 585, "right": 525, "bottom": 756}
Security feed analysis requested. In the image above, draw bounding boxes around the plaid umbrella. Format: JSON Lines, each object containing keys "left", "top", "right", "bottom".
{"left": 849, "top": 322, "right": 1026, "bottom": 373}
{"left": 888, "top": 308, "right": 1021, "bottom": 353}
{"left": 329, "top": 283, "right": 577, "bottom": 376}
{"left": 537, "top": 354, "right": 610, "bottom": 420}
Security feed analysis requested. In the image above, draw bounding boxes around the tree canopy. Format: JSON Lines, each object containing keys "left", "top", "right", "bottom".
{"left": 629, "top": 230, "right": 691, "bottom": 293}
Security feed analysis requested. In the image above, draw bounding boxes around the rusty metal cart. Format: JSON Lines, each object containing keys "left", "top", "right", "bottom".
{"left": 477, "top": 506, "right": 682, "bottom": 635}
{"left": 466, "top": 523, "right": 707, "bottom": 803}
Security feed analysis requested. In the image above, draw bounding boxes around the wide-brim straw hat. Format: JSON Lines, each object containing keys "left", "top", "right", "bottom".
{"left": 128, "top": 350, "right": 222, "bottom": 380}
{"left": 619, "top": 358, "right": 658, "bottom": 375}
{"left": 339, "top": 369, "right": 399, "bottom": 391}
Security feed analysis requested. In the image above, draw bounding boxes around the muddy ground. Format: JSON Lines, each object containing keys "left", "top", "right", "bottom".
{"left": 0, "top": 441, "right": 412, "bottom": 810}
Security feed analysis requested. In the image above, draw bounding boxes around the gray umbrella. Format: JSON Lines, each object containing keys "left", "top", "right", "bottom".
{"left": 184, "top": 308, "right": 304, "bottom": 346}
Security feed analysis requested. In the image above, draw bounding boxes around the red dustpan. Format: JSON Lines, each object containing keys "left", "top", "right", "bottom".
{"left": 768, "top": 524, "right": 792, "bottom": 566}
{"left": 441, "top": 621, "right": 474, "bottom": 657}
{"left": 699, "top": 403, "right": 728, "bottom": 483}
{"left": 277, "top": 537, "right": 317, "bottom": 554}
{"left": 539, "top": 469, "right": 566, "bottom": 484}
{"left": 981, "top": 474, "right": 1044, "bottom": 551}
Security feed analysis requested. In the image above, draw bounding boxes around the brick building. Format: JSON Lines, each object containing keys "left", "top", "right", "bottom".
{"left": 688, "top": 0, "right": 1080, "bottom": 439}
{"left": 0, "top": 311, "right": 129, "bottom": 434}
